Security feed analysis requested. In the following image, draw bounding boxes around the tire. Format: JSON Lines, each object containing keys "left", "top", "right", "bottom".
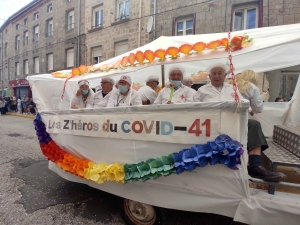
{"left": 118, "top": 198, "right": 165, "bottom": 225}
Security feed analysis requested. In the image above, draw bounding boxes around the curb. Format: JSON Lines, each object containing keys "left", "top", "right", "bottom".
{"left": 6, "top": 112, "right": 35, "bottom": 119}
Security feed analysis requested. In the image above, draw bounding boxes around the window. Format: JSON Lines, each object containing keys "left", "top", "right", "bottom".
{"left": 117, "top": 0, "right": 130, "bottom": 20}
{"left": 34, "top": 26, "right": 39, "bottom": 42}
{"left": 233, "top": 5, "right": 258, "bottom": 31}
{"left": 67, "top": 49, "right": 74, "bottom": 68}
{"left": 24, "top": 18, "right": 28, "bottom": 25}
{"left": 16, "top": 62, "right": 20, "bottom": 76}
{"left": 5, "top": 66, "right": 8, "bottom": 80}
{"left": 67, "top": 11, "right": 74, "bottom": 30}
{"left": 47, "top": 53, "right": 53, "bottom": 71}
{"left": 24, "top": 60, "right": 29, "bottom": 75}
{"left": 47, "top": 20, "right": 53, "bottom": 37}
{"left": 16, "top": 24, "right": 19, "bottom": 30}
{"left": 24, "top": 31, "right": 29, "bottom": 45}
{"left": 114, "top": 40, "right": 128, "bottom": 56}
{"left": 92, "top": 47, "right": 102, "bottom": 64}
{"left": 34, "top": 57, "right": 39, "bottom": 73}
{"left": 47, "top": 3, "right": 53, "bottom": 12}
{"left": 93, "top": 9, "right": 103, "bottom": 28}
{"left": 16, "top": 35, "right": 20, "bottom": 50}
{"left": 34, "top": 12, "right": 39, "bottom": 20}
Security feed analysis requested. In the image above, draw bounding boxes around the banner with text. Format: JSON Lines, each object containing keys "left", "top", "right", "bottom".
{"left": 44, "top": 112, "right": 221, "bottom": 144}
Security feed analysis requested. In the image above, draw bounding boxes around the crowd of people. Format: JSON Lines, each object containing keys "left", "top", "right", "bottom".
{"left": 0, "top": 95, "right": 36, "bottom": 116}
{"left": 69, "top": 62, "right": 287, "bottom": 183}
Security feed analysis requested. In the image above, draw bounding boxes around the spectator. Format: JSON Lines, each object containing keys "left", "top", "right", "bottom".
{"left": 21, "top": 94, "right": 28, "bottom": 114}
{"left": 0, "top": 97, "right": 7, "bottom": 115}
{"left": 27, "top": 98, "right": 36, "bottom": 115}
{"left": 17, "top": 97, "right": 22, "bottom": 114}
{"left": 275, "top": 97, "right": 284, "bottom": 102}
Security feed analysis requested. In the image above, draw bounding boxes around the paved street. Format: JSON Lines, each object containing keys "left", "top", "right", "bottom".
{"left": 0, "top": 115, "right": 245, "bottom": 225}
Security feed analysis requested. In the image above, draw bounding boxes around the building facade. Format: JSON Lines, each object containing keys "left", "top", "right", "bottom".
{"left": 0, "top": 0, "right": 86, "bottom": 97}
{"left": 1, "top": 0, "right": 299, "bottom": 100}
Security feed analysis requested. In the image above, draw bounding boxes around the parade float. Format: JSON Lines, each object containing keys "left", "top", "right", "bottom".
{"left": 28, "top": 23, "right": 300, "bottom": 225}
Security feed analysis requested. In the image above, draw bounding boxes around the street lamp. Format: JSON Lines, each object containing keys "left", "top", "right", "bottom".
{"left": 71, "top": 40, "right": 87, "bottom": 66}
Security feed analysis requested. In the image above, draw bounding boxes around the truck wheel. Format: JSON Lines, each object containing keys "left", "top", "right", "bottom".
{"left": 119, "top": 198, "right": 164, "bottom": 225}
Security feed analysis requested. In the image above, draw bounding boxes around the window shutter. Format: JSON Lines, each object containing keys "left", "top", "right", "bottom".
{"left": 115, "top": 41, "right": 128, "bottom": 56}
{"left": 35, "top": 58, "right": 39, "bottom": 73}
{"left": 172, "top": 18, "right": 175, "bottom": 36}
{"left": 67, "top": 49, "right": 74, "bottom": 68}
{"left": 48, "top": 54, "right": 53, "bottom": 71}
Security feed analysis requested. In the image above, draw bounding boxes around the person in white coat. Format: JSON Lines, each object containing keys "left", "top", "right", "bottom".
{"left": 154, "top": 66, "right": 194, "bottom": 104}
{"left": 138, "top": 75, "right": 159, "bottom": 105}
{"left": 228, "top": 69, "right": 263, "bottom": 114}
{"left": 70, "top": 80, "right": 94, "bottom": 109}
{"left": 182, "top": 76, "right": 196, "bottom": 95}
{"left": 87, "top": 77, "right": 114, "bottom": 108}
{"left": 107, "top": 75, "right": 142, "bottom": 107}
{"left": 194, "top": 62, "right": 286, "bottom": 182}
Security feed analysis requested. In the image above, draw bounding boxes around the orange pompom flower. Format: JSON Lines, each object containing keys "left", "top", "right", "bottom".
{"left": 78, "top": 65, "right": 87, "bottom": 74}
{"left": 179, "top": 44, "right": 193, "bottom": 55}
{"left": 128, "top": 53, "right": 136, "bottom": 66}
{"left": 144, "top": 50, "right": 155, "bottom": 63}
{"left": 113, "top": 60, "right": 121, "bottom": 69}
{"left": 121, "top": 56, "right": 128, "bottom": 67}
{"left": 221, "top": 38, "right": 228, "bottom": 48}
{"left": 135, "top": 51, "right": 145, "bottom": 65}
{"left": 192, "top": 42, "right": 207, "bottom": 53}
{"left": 154, "top": 49, "right": 166, "bottom": 60}
{"left": 71, "top": 68, "right": 81, "bottom": 77}
{"left": 166, "top": 47, "right": 179, "bottom": 58}
{"left": 207, "top": 40, "right": 221, "bottom": 50}
{"left": 99, "top": 64, "right": 108, "bottom": 71}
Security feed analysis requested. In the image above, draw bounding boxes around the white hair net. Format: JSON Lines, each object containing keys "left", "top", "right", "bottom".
{"left": 146, "top": 75, "right": 159, "bottom": 83}
{"left": 182, "top": 76, "right": 193, "bottom": 84}
{"left": 102, "top": 77, "right": 115, "bottom": 85}
{"left": 168, "top": 65, "right": 185, "bottom": 76}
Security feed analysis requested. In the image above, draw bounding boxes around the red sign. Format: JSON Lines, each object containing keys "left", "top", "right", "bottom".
{"left": 9, "top": 79, "right": 29, "bottom": 88}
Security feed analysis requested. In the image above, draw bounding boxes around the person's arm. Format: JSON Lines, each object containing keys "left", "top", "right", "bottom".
{"left": 185, "top": 88, "right": 195, "bottom": 103}
{"left": 193, "top": 88, "right": 203, "bottom": 102}
{"left": 153, "top": 90, "right": 163, "bottom": 104}
{"left": 249, "top": 85, "right": 264, "bottom": 113}
{"left": 133, "top": 92, "right": 142, "bottom": 106}
{"left": 70, "top": 96, "right": 81, "bottom": 109}
{"left": 86, "top": 94, "right": 95, "bottom": 108}
{"left": 148, "top": 90, "right": 158, "bottom": 104}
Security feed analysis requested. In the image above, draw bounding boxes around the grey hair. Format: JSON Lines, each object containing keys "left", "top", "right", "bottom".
{"left": 168, "top": 65, "right": 185, "bottom": 77}
{"left": 182, "top": 76, "right": 193, "bottom": 85}
{"left": 102, "top": 77, "right": 115, "bottom": 85}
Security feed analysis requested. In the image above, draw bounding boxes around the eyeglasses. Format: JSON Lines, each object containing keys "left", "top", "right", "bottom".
{"left": 101, "top": 82, "right": 110, "bottom": 84}
{"left": 170, "top": 73, "right": 182, "bottom": 77}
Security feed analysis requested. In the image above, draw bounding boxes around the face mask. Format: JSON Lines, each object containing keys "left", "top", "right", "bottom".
{"left": 170, "top": 80, "right": 182, "bottom": 88}
{"left": 82, "top": 90, "right": 89, "bottom": 95}
{"left": 118, "top": 85, "right": 128, "bottom": 93}
{"left": 153, "top": 85, "right": 158, "bottom": 91}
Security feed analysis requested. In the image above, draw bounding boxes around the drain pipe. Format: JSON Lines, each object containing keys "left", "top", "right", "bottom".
{"left": 77, "top": 0, "right": 81, "bottom": 66}
{"left": 138, "top": 0, "right": 142, "bottom": 47}
{"left": 153, "top": 0, "right": 156, "bottom": 40}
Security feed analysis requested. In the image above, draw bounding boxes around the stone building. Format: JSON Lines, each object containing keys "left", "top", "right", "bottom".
{"left": 0, "top": 0, "right": 86, "bottom": 97}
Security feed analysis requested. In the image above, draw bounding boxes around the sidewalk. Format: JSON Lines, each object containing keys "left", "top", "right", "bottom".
{"left": 6, "top": 112, "right": 35, "bottom": 119}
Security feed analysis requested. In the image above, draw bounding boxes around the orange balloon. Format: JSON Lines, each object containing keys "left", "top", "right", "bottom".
{"left": 179, "top": 44, "right": 193, "bottom": 55}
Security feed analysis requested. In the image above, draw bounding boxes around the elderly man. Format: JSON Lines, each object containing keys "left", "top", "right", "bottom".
{"left": 154, "top": 66, "right": 194, "bottom": 104}
{"left": 182, "top": 76, "right": 196, "bottom": 95}
{"left": 87, "top": 77, "right": 114, "bottom": 108}
{"left": 138, "top": 75, "right": 159, "bottom": 105}
{"left": 70, "top": 80, "right": 94, "bottom": 109}
{"left": 107, "top": 75, "right": 142, "bottom": 107}
{"left": 194, "top": 63, "right": 286, "bottom": 182}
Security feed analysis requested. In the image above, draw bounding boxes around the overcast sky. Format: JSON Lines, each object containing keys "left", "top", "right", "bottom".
{"left": 0, "top": 0, "right": 33, "bottom": 26}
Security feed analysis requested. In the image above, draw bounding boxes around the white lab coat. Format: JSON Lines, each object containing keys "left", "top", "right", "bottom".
{"left": 241, "top": 82, "right": 264, "bottom": 114}
{"left": 154, "top": 85, "right": 194, "bottom": 104}
{"left": 107, "top": 89, "right": 142, "bottom": 107}
{"left": 70, "top": 89, "right": 94, "bottom": 109}
{"left": 86, "top": 91, "right": 112, "bottom": 108}
{"left": 194, "top": 83, "right": 242, "bottom": 102}
{"left": 137, "top": 85, "right": 157, "bottom": 104}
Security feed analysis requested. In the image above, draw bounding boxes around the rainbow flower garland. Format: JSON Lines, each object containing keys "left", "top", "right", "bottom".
{"left": 34, "top": 115, "right": 244, "bottom": 184}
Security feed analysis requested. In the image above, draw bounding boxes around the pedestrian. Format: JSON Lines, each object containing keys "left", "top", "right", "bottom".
{"left": 21, "top": 94, "right": 28, "bottom": 114}
{"left": 27, "top": 98, "right": 37, "bottom": 115}
{"left": 0, "top": 97, "right": 7, "bottom": 115}
{"left": 17, "top": 97, "right": 22, "bottom": 114}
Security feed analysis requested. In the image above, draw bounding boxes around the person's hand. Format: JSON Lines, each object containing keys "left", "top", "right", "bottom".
{"left": 166, "top": 101, "right": 173, "bottom": 104}
{"left": 76, "top": 89, "right": 81, "bottom": 97}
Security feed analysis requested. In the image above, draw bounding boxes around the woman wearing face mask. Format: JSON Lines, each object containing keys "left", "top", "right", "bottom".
{"left": 154, "top": 66, "right": 195, "bottom": 104}
{"left": 106, "top": 75, "right": 142, "bottom": 107}
{"left": 70, "top": 80, "right": 94, "bottom": 109}
{"left": 138, "top": 75, "right": 159, "bottom": 105}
